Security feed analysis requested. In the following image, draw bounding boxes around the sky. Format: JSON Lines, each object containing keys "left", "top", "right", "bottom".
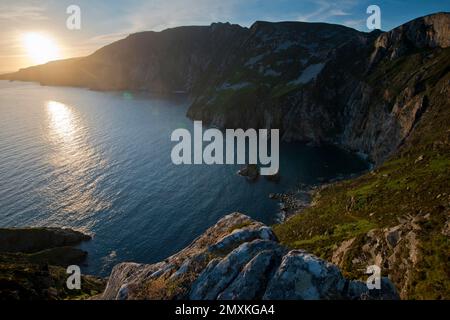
{"left": 0, "top": 0, "right": 449, "bottom": 73}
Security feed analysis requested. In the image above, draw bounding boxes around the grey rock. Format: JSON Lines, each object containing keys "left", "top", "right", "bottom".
{"left": 190, "top": 240, "right": 280, "bottom": 300}
{"left": 263, "top": 250, "right": 346, "bottom": 300}
{"left": 99, "top": 213, "right": 399, "bottom": 300}
{"left": 208, "top": 225, "right": 277, "bottom": 254}
{"left": 217, "top": 249, "right": 282, "bottom": 300}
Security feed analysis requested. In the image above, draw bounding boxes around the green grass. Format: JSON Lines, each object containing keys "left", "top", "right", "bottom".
{"left": 273, "top": 47, "right": 450, "bottom": 299}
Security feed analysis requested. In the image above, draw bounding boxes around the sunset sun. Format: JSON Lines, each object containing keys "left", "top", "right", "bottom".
{"left": 22, "top": 32, "right": 61, "bottom": 65}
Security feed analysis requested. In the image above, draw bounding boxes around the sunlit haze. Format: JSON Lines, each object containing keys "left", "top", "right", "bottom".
{"left": 23, "top": 32, "right": 61, "bottom": 65}
{"left": 0, "top": 0, "right": 449, "bottom": 73}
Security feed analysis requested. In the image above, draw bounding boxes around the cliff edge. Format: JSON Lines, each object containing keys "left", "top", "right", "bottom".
{"left": 100, "top": 213, "right": 398, "bottom": 300}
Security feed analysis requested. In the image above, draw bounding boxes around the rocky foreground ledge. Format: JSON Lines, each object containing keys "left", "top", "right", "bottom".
{"left": 100, "top": 213, "right": 398, "bottom": 300}
{"left": 0, "top": 227, "right": 105, "bottom": 300}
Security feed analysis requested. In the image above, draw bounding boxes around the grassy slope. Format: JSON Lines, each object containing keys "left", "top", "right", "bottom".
{"left": 274, "top": 48, "right": 450, "bottom": 299}
{"left": 0, "top": 260, "right": 105, "bottom": 300}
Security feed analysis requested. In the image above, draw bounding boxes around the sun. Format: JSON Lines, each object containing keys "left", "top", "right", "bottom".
{"left": 23, "top": 32, "right": 61, "bottom": 65}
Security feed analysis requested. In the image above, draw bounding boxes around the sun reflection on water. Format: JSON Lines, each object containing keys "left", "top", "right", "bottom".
{"left": 47, "top": 100, "right": 76, "bottom": 144}
{"left": 44, "top": 100, "right": 111, "bottom": 225}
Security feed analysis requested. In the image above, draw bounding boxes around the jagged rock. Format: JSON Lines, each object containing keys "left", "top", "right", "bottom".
{"left": 263, "top": 250, "right": 346, "bottom": 300}
{"left": 190, "top": 240, "right": 281, "bottom": 300}
{"left": 208, "top": 225, "right": 276, "bottom": 254}
{"left": 347, "top": 277, "right": 401, "bottom": 300}
{"left": 217, "top": 250, "right": 282, "bottom": 300}
{"left": 330, "top": 214, "right": 430, "bottom": 299}
{"left": 238, "top": 164, "right": 259, "bottom": 181}
{"left": 371, "top": 12, "right": 450, "bottom": 64}
{"left": 99, "top": 213, "right": 399, "bottom": 300}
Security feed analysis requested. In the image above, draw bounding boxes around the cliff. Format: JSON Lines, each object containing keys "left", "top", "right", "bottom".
{"left": 274, "top": 41, "right": 450, "bottom": 299}
{"left": 100, "top": 213, "right": 398, "bottom": 300}
{"left": 2, "top": 12, "right": 449, "bottom": 164}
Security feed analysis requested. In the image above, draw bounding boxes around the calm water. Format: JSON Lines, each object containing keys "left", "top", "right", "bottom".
{"left": 0, "top": 80, "right": 368, "bottom": 275}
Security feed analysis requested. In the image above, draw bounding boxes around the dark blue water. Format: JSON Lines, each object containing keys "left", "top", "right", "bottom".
{"left": 0, "top": 80, "right": 368, "bottom": 275}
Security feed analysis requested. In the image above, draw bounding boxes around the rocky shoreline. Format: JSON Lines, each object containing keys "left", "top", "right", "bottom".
{"left": 270, "top": 189, "right": 312, "bottom": 221}
{"left": 269, "top": 170, "right": 367, "bottom": 222}
{"left": 0, "top": 227, "right": 105, "bottom": 300}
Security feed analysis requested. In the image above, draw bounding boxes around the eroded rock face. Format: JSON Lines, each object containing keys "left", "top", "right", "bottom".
{"left": 99, "top": 213, "right": 399, "bottom": 300}
{"left": 331, "top": 214, "right": 431, "bottom": 299}
{"left": 371, "top": 12, "right": 450, "bottom": 63}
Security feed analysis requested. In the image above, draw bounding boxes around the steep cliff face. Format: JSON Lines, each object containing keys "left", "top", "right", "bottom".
{"left": 339, "top": 12, "right": 450, "bottom": 163}
{"left": 187, "top": 21, "right": 365, "bottom": 133}
{"left": 3, "top": 12, "right": 448, "bottom": 164}
{"left": 274, "top": 53, "right": 450, "bottom": 299}
{"left": 99, "top": 213, "right": 398, "bottom": 300}
{"left": 189, "top": 13, "right": 450, "bottom": 164}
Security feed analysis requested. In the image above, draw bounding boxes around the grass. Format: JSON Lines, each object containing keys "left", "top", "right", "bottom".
{"left": 273, "top": 47, "right": 450, "bottom": 299}
{"left": 228, "top": 221, "right": 253, "bottom": 233}
{"left": 0, "top": 262, "right": 105, "bottom": 300}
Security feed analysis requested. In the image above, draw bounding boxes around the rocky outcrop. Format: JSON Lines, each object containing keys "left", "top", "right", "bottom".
{"left": 0, "top": 227, "right": 91, "bottom": 253}
{"left": 238, "top": 164, "right": 260, "bottom": 181}
{"left": 99, "top": 213, "right": 398, "bottom": 300}
{"left": 370, "top": 12, "right": 450, "bottom": 63}
{"left": 0, "top": 247, "right": 88, "bottom": 267}
{"left": 0, "top": 227, "right": 105, "bottom": 300}
{"left": 331, "top": 213, "right": 431, "bottom": 299}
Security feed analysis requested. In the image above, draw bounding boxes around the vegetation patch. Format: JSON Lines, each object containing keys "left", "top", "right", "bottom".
{"left": 274, "top": 48, "right": 450, "bottom": 299}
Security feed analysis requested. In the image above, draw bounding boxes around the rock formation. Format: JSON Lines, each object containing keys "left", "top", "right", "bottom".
{"left": 0, "top": 227, "right": 105, "bottom": 300}
{"left": 100, "top": 213, "right": 398, "bottom": 300}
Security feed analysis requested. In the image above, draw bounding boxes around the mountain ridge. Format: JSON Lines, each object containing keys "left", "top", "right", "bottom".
{"left": 2, "top": 12, "right": 448, "bottom": 164}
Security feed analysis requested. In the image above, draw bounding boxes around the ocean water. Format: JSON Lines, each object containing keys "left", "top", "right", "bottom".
{"left": 0, "top": 80, "right": 368, "bottom": 275}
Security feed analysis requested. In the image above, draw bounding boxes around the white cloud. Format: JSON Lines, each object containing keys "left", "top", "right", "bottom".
{"left": 297, "top": 0, "right": 356, "bottom": 23}
{"left": 76, "top": 0, "right": 242, "bottom": 56}
{"left": 343, "top": 18, "right": 366, "bottom": 29}
{"left": 0, "top": 4, "right": 48, "bottom": 22}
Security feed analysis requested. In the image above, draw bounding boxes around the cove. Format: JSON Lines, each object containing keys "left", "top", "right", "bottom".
{"left": 0, "top": 81, "right": 369, "bottom": 276}
{"left": 171, "top": 121, "right": 280, "bottom": 175}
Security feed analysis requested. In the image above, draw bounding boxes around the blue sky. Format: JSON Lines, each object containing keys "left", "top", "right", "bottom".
{"left": 1, "top": 0, "right": 449, "bottom": 72}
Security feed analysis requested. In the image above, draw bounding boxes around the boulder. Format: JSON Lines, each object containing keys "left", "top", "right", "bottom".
{"left": 238, "top": 164, "right": 259, "bottom": 181}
